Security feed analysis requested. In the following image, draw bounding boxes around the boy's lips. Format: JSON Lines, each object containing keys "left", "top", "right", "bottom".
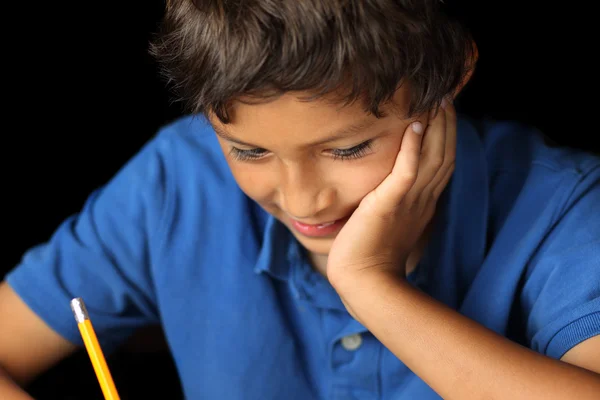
{"left": 289, "top": 216, "right": 349, "bottom": 237}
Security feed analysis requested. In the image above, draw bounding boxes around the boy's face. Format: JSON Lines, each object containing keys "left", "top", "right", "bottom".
{"left": 211, "top": 86, "right": 428, "bottom": 258}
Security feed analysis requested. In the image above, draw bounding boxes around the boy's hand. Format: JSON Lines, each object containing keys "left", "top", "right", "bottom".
{"left": 327, "top": 98, "right": 456, "bottom": 314}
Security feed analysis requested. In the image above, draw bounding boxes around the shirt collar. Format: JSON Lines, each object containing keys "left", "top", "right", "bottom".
{"left": 252, "top": 215, "right": 348, "bottom": 311}
{"left": 417, "top": 116, "right": 489, "bottom": 306}
{"left": 253, "top": 215, "right": 297, "bottom": 281}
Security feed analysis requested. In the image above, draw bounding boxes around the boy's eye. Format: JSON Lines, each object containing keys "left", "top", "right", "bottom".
{"left": 229, "top": 139, "right": 374, "bottom": 162}
{"left": 330, "top": 140, "right": 374, "bottom": 161}
{"left": 229, "top": 147, "right": 268, "bottom": 161}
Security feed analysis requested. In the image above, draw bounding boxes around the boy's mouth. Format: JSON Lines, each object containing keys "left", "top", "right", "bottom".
{"left": 289, "top": 216, "right": 349, "bottom": 237}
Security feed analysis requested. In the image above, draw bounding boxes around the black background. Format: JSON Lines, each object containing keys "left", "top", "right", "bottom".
{"left": 2, "top": 1, "right": 598, "bottom": 398}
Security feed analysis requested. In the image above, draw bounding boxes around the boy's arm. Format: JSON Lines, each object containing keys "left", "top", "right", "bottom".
{"left": 334, "top": 274, "right": 600, "bottom": 400}
{"left": 0, "top": 368, "right": 34, "bottom": 400}
{"left": 562, "top": 335, "right": 600, "bottom": 373}
{"left": 327, "top": 100, "right": 600, "bottom": 398}
{"left": 0, "top": 281, "right": 77, "bottom": 392}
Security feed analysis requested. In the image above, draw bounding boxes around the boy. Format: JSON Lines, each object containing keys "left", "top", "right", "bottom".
{"left": 1, "top": 0, "right": 599, "bottom": 399}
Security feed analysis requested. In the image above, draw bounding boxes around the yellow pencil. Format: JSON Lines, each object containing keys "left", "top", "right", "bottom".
{"left": 70, "top": 297, "right": 121, "bottom": 400}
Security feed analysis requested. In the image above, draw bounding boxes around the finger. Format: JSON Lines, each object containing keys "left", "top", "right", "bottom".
{"left": 407, "top": 102, "right": 447, "bottom": 198}
{"left": 371, "top": 120, "right": 424, "bottom": 211}
{"left": 428, "top": 97, "right": 457, "bottom": 197}
{"left": 432, "top": 159, "right": 455, "bottom": 199}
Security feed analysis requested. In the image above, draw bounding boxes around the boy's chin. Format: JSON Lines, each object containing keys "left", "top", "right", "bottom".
{"left": 292, "top": 234, "right": 334, "bottom": 257}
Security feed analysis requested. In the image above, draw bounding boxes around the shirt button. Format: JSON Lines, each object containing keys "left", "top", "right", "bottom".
{"left": 340, "top": 333, "right": 363, "bottom": 351}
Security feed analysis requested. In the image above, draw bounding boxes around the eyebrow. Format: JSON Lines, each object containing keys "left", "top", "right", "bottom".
{"left": 212, "top": 118, "right": 378, "bottom": 148}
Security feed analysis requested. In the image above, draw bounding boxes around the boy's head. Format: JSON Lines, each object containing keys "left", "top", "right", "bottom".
{"left": 151, "top": 0, "right": 475, "bottom": 262}
{"left": 152, "top": 0, "right": 475, "bottom": 122}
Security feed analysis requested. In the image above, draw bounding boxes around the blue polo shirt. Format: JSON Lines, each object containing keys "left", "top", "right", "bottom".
{"left": 6, "top": 114, "right": 600, "bottom": 399}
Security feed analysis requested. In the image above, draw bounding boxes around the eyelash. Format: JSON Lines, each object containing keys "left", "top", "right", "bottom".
{"left": 331, "top": 140, "right": 373, "bottom": 161}
{"left": 229, "top": 140, "right": 374, "bottom": 162}
{"left": 229, "top": 147, "right": 267, "bottom": 161}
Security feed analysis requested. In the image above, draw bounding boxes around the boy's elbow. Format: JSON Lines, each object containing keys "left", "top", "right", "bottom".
{"left": 0, "top": 364, "right": 34, "bottom": 399}
{"left": 0, "top": 281, "right": 77, "bottom": 387}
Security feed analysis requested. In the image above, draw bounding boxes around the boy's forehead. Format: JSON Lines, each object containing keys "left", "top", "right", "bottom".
{"left": 213, "top": 87, "right": 411, "bottom": 141}
{"left": 210, "top": 94, "right": 382, "bottom": 146}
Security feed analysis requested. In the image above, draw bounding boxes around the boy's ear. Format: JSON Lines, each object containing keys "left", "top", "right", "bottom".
{"left": 452, "top": 39, "right": 478, "bottom": 99}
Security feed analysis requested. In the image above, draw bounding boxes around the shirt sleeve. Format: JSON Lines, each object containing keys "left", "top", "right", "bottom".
{"left": 5, "top": 132, "right": 174, "bottom": 354}
{"left": 521, "top": 164, "right": 600, "bottom": 359}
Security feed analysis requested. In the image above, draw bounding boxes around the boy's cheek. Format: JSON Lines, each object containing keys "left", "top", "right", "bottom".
{"left": 229, "top": 166, "right": 276, "bottom": 203}
{"left": 329, "top": 158, "right": 395, "bottom": 206}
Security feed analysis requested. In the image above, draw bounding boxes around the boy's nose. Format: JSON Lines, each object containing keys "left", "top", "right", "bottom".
{"left": 279, "top": 164, "right": 335, "bottom": 220}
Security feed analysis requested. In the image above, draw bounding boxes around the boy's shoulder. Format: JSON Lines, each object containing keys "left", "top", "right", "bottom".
{"left": 134, "top": 114, "right": 236, "bottom": 191}
{"left": 471, "top": 117, "right": 600, "bottom": 177}
{"left": 152, "top": 114, "right": 224, "bottom": 163}
{"left": 456, "top": 115, "right": 599, "bottom": 243}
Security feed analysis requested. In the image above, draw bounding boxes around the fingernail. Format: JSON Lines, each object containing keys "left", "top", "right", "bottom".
{"left": 412, "top": 121, "right": 424, "bottom": 135}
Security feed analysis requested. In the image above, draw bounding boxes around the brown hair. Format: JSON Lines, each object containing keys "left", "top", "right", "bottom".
{"left": 150, "top": 0, "right": 475, "bottom": 123}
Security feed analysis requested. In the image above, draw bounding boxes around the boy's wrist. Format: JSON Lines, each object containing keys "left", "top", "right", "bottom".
{"left": 330, "top": 267, "right": 409, "bottom": 319}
